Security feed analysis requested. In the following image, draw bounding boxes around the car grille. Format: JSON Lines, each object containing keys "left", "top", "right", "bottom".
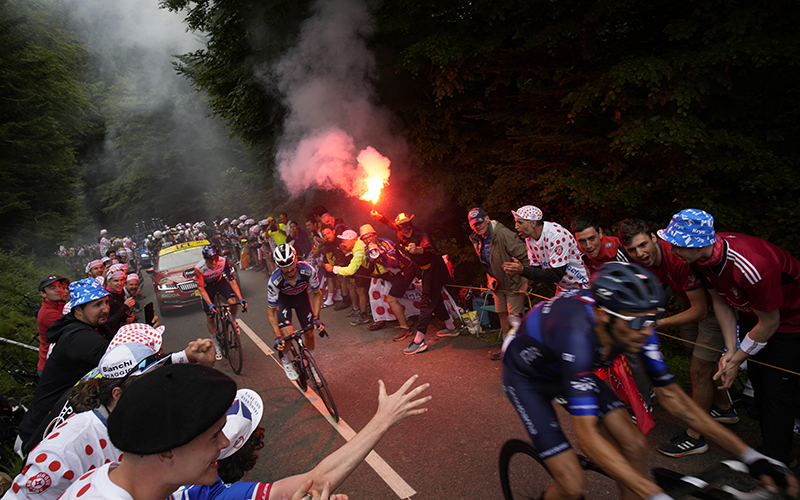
{"left": 176, "top": 281, "right": 198, "bottom": 292}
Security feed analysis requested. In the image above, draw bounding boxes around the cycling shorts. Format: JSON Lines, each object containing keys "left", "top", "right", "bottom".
{"left": 502, "top": 340, "right": 626, "bottom": 459}
{"left": 274, "top": 293, "right": 314, "bottom": 329}
{"left": 201, "top": 280, "right": 236, "bottom": 316}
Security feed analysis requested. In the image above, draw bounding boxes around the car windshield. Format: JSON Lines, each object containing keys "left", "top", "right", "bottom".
{"left": 157, "top": 247, "right": 204, "bottom": 272}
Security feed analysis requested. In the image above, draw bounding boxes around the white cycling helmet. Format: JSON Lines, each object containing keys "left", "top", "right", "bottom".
{"left": 153, "top": 230, "right": 163, "bottom": 239}
{"left": 273, "top": 244, "right": 296, "bottom": 268}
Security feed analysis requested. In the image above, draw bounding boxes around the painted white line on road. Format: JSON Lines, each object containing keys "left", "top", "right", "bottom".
{"left": 237, "top": 319, "right": 416, "bottom": 499}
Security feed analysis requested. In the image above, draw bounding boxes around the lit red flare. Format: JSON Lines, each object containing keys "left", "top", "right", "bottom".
{"left": 356, "top": 147, "right": 390, "bottom": 204}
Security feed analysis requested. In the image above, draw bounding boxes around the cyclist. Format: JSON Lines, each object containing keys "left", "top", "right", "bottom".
{"left": 267, "top": 244, "right": 323, "bottom": 380}
{"left": 503, "top": 261, "right": 797, "bottom": 500}
{"left": 194, "top": 244, "right": 246, "bottom": 360}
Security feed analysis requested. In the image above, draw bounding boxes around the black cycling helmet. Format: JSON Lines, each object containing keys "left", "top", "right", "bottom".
{"left": 202, "top": 244, "right": 219, "bottom": 259}
{"left": 591, "top": 261, "right": 664, "bottom": 312}
{"left": 274, "top": 244, "right": 296, "bottom": 268}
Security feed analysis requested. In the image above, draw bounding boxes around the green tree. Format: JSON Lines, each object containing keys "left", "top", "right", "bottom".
{"left": 0, "top": 0, "right": 94, "bottom": 251}
{"left": 376, "top": 0, "right": 800, "bottom": 250}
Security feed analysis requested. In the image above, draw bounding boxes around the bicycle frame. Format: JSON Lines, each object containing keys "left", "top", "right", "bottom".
{"left": 279, "top": 324, "right": 339, "bottom": 421}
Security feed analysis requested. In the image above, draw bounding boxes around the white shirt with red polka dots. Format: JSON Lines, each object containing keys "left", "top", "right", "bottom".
{"left": 57, "top": 463, "right": 131, "bottom": 500}
{"left": 525, "top": 221, "right": 590, "bottom": 290}
{"left": 3, "top": 411, "right": 121, "bottom": 500}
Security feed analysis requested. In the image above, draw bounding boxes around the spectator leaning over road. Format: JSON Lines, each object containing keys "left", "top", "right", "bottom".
{"left": 325, "top": 230, "right": 371, "bottom": 327}
{"left": 618, "top": 218, "right": 736, "bottom": 458}
{"left": 3, "top": 335, "right": 216, "bottom": 500}
{"left": 36, "top": 276, "right": 69, "bottom": 375}
{"left": 468, "top": 207, "right": 529, "bottom": 361}
{"left": 288, "top": 220, "right": 312, "bottom": 258}
{"left": 360, "top": 224, "right": 416, "bottom": 335}
{"left": 372, "top": 211, "right": 458, "bottom": 355}
{"left": 659, "top": 208, "right": 800, "bottom": 467}
{"left": 314, "top": 224, "right": 353, "bottom": 312}
{"left": 502, "top": 205, "right": 589, "bottom": 292}
{"left": 17, "top": 279, "right": 114, "bottom": 456}
{"left": 104, "top": 265, "right": 135, "bottom": 335}
{"left": 570, "top": 214, "right": 630, "bottom": 274}
{"left": 85, "top": 260, "right": 104, "bottom": 281}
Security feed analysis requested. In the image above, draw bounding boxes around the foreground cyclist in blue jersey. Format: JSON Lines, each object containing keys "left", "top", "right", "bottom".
{"left": 195, "top": 245, "right": 246, "bottom": 360}
{"left": 267, "top": 244, "right": 323, "bottom": 380}
{"left": 503, "top": 262, "right": 797, "bottom": 500}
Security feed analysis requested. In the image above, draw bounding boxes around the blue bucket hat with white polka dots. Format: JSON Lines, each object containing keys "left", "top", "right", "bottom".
{"left": 657, "top": 209, "right": 716, "bottom": 248}
{"left": 69, "top": 277, "right": 110, "bottom": 309}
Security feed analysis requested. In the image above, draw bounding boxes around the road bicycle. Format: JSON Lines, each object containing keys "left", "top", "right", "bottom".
{"left": 280, "top": 323, "right": 339, "bottom": 421}
{"left": 212, "top": 294, "right": 245, "bottom": 374}
{"left": 499, "top": 438, "right": 771, "bottom": 500}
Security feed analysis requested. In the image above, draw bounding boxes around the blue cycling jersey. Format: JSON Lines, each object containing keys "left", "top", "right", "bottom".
{"left": 171, "top": 477, "right": 272, "bottom": 500}
{"left": 509, "top": 288, "right": 674, "bottom": 417}
{"left": 267, "top": 261, "right": 320, "bottom": 307}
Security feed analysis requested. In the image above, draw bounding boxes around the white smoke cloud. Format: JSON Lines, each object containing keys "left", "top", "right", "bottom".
{"left": 271, "top": 0, "right": 405, "bottom": 198}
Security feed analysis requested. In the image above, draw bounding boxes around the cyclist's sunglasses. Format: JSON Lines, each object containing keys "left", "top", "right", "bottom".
{"left": 599, "top": 306, "right": 664, "bottom": 330}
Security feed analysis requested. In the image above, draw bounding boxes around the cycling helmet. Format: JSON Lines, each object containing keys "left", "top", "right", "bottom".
{"left": 153, "top": 230, "right": 163, "bottom": 239}
{"left": 273, "top": 244, "right": 296, "bottom": 268}
{"left": 201, "top": 244, "right": 219, "bottom": 259}
{"left": 591, "top": 262, "right": 665, "bottom": 312}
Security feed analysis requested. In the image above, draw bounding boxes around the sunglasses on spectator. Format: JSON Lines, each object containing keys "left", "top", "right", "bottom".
{"left": 598, "top": 306, "right": 663, "bottom": 330}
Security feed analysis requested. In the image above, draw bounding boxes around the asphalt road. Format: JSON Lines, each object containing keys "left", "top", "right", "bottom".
{"left": 147, "top": 267, "right": 777, "bottom": 499}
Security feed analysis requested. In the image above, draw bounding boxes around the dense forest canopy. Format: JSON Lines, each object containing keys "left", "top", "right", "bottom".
{"left": 2, "top": 0, "right": 798, "bottom": 256}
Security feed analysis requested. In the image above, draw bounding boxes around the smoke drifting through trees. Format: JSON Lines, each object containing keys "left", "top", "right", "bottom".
{"left": 61, "top": 0, "right": 255, "bottom": 236}
{"left": 268, "top": 0, "right": 407, "bottom": 199}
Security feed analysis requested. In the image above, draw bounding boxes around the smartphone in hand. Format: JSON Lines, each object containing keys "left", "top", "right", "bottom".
{"left": 144, "top": 302, "right": 155, "bottom": 326}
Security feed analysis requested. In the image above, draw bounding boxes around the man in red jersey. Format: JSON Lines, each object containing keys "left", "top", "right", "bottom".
{"left": 659, "top": 208, "right": 800, "bottom": 466}
{"left": 570, "top": 214, "right": 630, "bottom": 275}
{"left": 35, "top": 275, "right": 69, "bottom": 375}
{"left": 618, "top": 219, "right": 737, "bottom": 458}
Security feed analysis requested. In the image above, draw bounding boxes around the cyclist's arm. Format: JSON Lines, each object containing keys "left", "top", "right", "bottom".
{"left": 311, "top": 289, "right": 322, "bottom": 318}
{"left": 268, "top": 375, "right": 429, "bottom": 500}
{"left": 572, "top": 416, "right": 663, "bottom": 498}
{"left": 267, "top": 306, "right": 281, "bottom": 339}
{"left": 654, "top": 382, "right": 748, "bottom": 456}
{"left": 228, "top": 277, "right": 243, "bottom": 302}
{"left": 194, "top": 268, "right": 213, "bottom": 307}
{"left": 657, "top": 286, "right": 708, "bottom": 329}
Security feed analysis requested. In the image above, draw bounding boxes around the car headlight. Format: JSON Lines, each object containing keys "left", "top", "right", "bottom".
{"left": 157, "top": 283, "right": 178, "bottom": 291}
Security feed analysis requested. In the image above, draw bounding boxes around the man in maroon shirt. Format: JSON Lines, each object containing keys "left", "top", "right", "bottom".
{"left": 618, "top": 219, "right": 736, "bottom": 458}
{"left": 570, "top": 214, "right": 630, "bottom": 275}
{"left": 36, "top": 275, "right": 69, "bottom": 375}
{"left": 660, "top": 208, "right": 800, "bottom": 465}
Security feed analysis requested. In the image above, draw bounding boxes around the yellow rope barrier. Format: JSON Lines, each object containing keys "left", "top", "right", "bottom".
{"left": 445, "top": 283, "right": 800, "bottom": 377}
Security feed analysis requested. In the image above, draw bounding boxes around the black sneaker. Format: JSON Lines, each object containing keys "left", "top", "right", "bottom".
{"left": 333, "top": 300, "right": 351, "bottom": 311}
{"left": 657, "top": 431, "right": 708, "bottom": 457}
{"left": 345, "top": 308, "right": 360, "bottom": 318}
{"left": 350, "top": 313, "right": 370, "bottom": 326}
{"left": 709, "top": 405, "right": 739, "bottom": 424}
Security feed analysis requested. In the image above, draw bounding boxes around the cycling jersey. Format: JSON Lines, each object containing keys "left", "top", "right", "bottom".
{"left": 267, "top": 262, "right": 319, "bottom": 307}
{"left": 171, "top": 477, "right": 272, "bottom": 500}
{"left": 195, "top": 257, "right": 235, "bottom": 286}
{"left": 503, "top": 289, "right": 674, "bottom": 458}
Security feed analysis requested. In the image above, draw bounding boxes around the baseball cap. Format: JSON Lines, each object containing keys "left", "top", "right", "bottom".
{"left": 657, "top": 209, "right": 716, "bottom": 248}
{"left": 38, "top": 275, "right": 68, "bottom": 292}
{"left": 68, "top": 278, "right": 110, "bottom": 309}
{"left": 219, "top": 389, "right": 263, "bottom": 460}
{"left": 95, "top": 342, "right": 160, "bottom": 379}
{"left": 338, "top": 229, "right": 358, "bottom": 240}
{"left": 467, "top": 207, "right": 487, "bottom": 225}
{"left": 511, "top": 205, "right": 543, "bottom": 221}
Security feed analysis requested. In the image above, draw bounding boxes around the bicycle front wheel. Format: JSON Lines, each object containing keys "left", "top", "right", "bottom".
{"left": 499, "top": 439, "right": 551, "bottom": 500}
{"left": 225, "top": 318, "right": 242, "bottom": 374}
{"left": 300, "top": 350, "right": 339, "bottom": 421}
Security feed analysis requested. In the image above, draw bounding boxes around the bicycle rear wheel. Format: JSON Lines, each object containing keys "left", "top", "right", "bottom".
{"left": 300, "top": 350, "right": 339, "bottom": 421}
{"left": 499, "top": 439, "right": 551, "bottom": 500}
{"left": 225, "top": 318, "right": 242, "bottom": 374}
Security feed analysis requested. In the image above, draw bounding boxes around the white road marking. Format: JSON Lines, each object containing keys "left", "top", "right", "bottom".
{"left": 237, "top": 319, "right": 417, "bottom": 499}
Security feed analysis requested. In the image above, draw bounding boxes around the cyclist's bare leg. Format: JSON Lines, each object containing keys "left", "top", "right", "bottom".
{"left": 206, "top": 315, "right": 215, "bottom": 335}
{"left": 227, "top": 296, "right": 239, "bottom": 318}
{"left": 541, "top": 450, "right": 586, "bottom": 500}
{"left": 303, "top": 328, "right": 315, "bottom": 351}
{"left": 599, "top": 407, "right": 648, "bottom": 500}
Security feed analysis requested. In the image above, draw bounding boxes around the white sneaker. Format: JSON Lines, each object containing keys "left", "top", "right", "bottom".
{"left": 323, "top": 296, "right": 334, "bottom": 307}
{"left": 282, "top": 356, "right": 299, "bottom": 381}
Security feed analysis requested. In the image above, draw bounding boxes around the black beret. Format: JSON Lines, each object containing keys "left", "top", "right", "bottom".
{"left": 108, "top": 364, "right": 237, "bottom": 455}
